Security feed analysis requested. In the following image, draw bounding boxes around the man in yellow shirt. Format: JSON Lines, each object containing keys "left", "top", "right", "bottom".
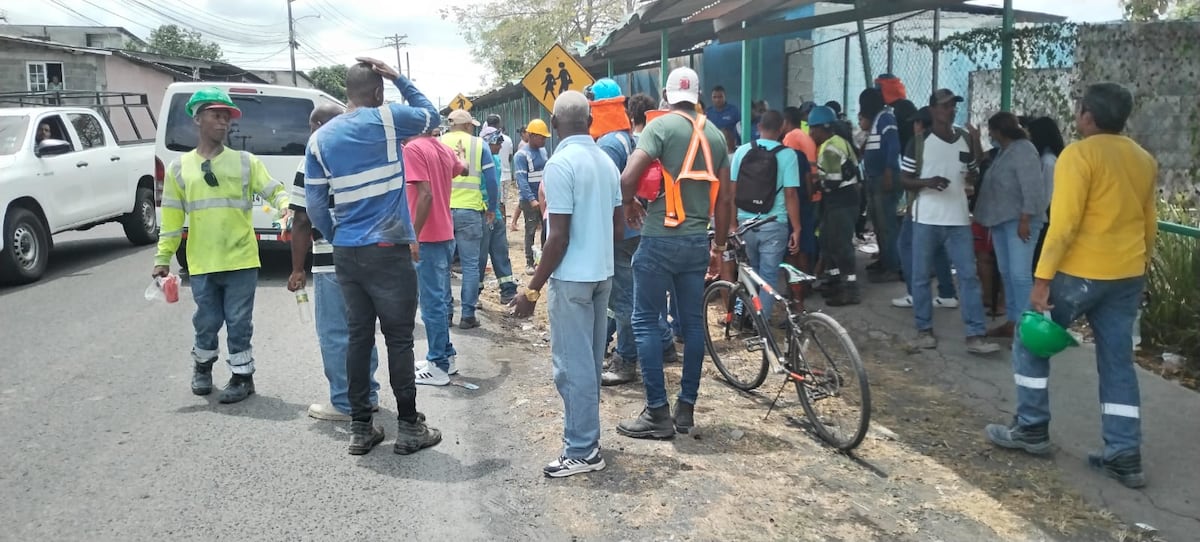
{"left": 153, "top": 87, "right": 288, "bottom": 404}
{"left": 986, "top": 83, "right": 1157, "bottom": 489}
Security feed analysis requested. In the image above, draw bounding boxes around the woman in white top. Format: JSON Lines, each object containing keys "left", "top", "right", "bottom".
{"left": 1025, "top": 117, "right": 1066, "bottom": 275}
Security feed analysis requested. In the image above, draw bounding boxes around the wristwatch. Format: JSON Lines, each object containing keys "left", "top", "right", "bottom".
{"left": 524, "top": 289, "right": 541, "bottom": 302}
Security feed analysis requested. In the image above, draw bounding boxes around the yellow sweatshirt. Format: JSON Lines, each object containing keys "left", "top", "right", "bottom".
{"left": 1035, "top": 134, "right": 1157, "bottom": 281}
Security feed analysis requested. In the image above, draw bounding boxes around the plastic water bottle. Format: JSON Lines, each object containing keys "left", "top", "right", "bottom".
{"left": 295, "top": 288, "right": 312, "bottom": 324}
{"left": 533, "top": 246, "right": 542, "bottom": 266}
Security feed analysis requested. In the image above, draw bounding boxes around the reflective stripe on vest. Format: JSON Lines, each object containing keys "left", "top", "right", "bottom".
{"left": 168, "top": 151, "right": 253, "bottom": 212}
{"left": 442, "top": 131, "right": 486, "bottom": 211}
{"left": 661, "top": 111, "right": 719, "bottom": 228}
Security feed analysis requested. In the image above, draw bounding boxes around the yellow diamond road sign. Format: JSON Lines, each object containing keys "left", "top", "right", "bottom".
{"left": 521, "top": 43, "right": 595, "bottom": 113}
{"left": 450, "top": 93, "right": 472, "bottom": 111}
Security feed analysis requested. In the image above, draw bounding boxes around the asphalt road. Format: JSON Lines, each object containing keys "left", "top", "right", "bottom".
{"left": 0, "top": 225, "right": 565, "bottom": 541}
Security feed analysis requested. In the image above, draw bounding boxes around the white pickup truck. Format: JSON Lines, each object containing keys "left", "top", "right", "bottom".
{"left": 0, "top": 95, "right": 158, "bottom": 284}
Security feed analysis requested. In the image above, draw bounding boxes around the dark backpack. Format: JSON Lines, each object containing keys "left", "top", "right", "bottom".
{"left": 735, "top": 144, "right": 785, "bottom": 214}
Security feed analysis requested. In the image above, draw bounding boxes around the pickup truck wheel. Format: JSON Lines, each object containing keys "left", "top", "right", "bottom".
{"left": 0, "top": 207, "right": 49, "bottom": 284}
{"left": 122, "top": 187, "right": 158, "bottom": 245}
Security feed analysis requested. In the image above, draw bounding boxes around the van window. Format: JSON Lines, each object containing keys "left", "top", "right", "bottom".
{"left": 163, "top": 93, "right": 314, "bottom": 155}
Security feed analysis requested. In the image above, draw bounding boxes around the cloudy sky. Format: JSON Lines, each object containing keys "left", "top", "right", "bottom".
{"left": 3, "top": 0, "right": 1124, "bottom": 106}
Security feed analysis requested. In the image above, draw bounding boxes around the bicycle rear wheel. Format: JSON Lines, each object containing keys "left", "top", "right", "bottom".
{"left": 789, "top": 311, "right": 871, "bottom": 451}
{"left": 703, "top": 281, "right": 769, "bottom": 391}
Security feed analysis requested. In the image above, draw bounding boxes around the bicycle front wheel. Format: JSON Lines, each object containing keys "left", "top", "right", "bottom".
{"left": 703, "top": 280, "right": 769, "bottom": 391}
{"left": 789, "top": 311, "right": 871, "bottom": 451}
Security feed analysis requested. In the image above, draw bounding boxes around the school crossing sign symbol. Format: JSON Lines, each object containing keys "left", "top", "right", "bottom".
{"left": 450, "top": 93, "right": 473, "bottom": 111}
{"left": 521, "top": 43, "right": 595, "bottom": 113}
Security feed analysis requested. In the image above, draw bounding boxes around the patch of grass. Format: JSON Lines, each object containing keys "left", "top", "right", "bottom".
{"left": 1144, "top": 196, "right": 1200, "bottom": 370}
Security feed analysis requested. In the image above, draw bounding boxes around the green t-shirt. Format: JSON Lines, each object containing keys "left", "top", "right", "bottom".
{"left": 636, "top": 111, "right": 732, "bottom": 237}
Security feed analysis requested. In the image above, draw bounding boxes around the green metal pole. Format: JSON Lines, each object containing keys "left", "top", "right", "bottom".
{"left": 1000, "top": 0, "right": 1014, "bottom": 111}
{"left": 660, "top": 30, "right": 670, "bottom": 91}
{"left": 741, "top": 40, "right": 752, "bottom": 144}
{"left": 754, "top": 38, "right": 764, "bottom": 104}
{"left": 607, "top": 59, "right": 613, "bottom": 78}
{"left": 843, "top": 36, "right": 851, "bottom": 110}
{"left": 854, "top": 0, "right": 873, "bottom": 88}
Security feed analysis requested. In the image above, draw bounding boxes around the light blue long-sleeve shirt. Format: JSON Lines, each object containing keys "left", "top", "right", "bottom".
{"left": 514, "top": 146, "right": 548, "bottom": 202}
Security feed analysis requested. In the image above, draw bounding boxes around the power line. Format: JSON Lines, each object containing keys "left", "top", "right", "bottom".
{"left": 47, "top": 0, "right": 104, "bottom": 26}
{"left": 158, "top": 0, "right": 289, "bottom": 30}
{"left": 116, "top": 0, "right": 287, "bottom": 44}
{"left": 308, "top": 0, "right": 381, "bottom": 40}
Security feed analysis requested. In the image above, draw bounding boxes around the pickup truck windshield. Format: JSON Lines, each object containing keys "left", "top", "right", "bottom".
{"left": 163, "top": 93, "right": 313, "bottom": 156}
{"left": 0, "top": 115, "right": 30, "bottom": 155}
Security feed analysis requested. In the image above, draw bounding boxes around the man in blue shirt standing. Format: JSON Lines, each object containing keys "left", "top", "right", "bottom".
{"left": 730, "top": 110, "right": 804, "bottom": 320}
{"left": 512, "top": 91, "right": 623, "bottom": 478}
{"left": 860, "top": 88, "right": 903, "bottom": 282}
{"left": 513, "top": 120, "right": 550, "bottom": 274}
{"left": 304, "top": 57, "right": 442, "bottom": 457}
{"left": 706, "top": 85, "right": 741, "bottom": 152}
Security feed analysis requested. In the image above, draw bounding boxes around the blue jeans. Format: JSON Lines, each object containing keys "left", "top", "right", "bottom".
{"left": 314, "top": 272, "right": 379, "bottom": 414}
{"left": 609, "top": 236, "right": 674, "bottom": 361}
{"left": 742, "top": 219, "right": 789, "bottom": 317}
{"left": 911, "top": 223, "right": 987, "bottom": 336}
{"left": 416, "top": 239, "right": 457, "bottom": 372}
{"left": 899, "top": 216, "right": 957, "bottom": 299}
{"left": 632, "top": 234, "right": 709, "bottom": 408}
{"left": 479, "top": 211, "right": 517, "bottom": 299}
{"left": 451, "top": 209, "right": 484, "bottom": 320}
{"left": 549, "top": 277, "right": 611, "bottom": 459}
{"left": 190, "top": 268, "right": 258, "bottom": 375}
{"left": 991, "top": 219, "right": 1044, "bottom": 324}
{"left": 868, "top": 185, "right": 902, "bottom": 273}
{"left": 1012, "top": 273, "right": 1145, "bottom": 459}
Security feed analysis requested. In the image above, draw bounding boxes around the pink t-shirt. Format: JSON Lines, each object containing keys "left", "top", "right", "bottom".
{"left": 404, "top": 136, "right": 458, "bottom": 243}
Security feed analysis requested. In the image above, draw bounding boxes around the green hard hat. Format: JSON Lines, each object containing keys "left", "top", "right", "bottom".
{"left": 1018, "top": 310, "right": 1079, "bottom": 357}
{"left": 185, "top": 87, "right": 241, "bottom": 119}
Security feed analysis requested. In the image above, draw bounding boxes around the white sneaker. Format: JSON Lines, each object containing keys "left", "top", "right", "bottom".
{"left": 414, "top": 361, "right": 450, "bottom": 386}
{"left": 891, "top": 295, "right": 913, "bottom": 308}
{"left": 935, "top": 297, "right": 960, "bottom": 309}
{"left": 447, "top": 355, "right": 458, "bottom": 376}
{"left": 543, "top": 448, "right": 606, "bottom": 478}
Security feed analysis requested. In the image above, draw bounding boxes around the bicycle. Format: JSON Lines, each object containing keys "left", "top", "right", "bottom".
{"left": 703, "top": 215, "right": 871, "bottom": 451}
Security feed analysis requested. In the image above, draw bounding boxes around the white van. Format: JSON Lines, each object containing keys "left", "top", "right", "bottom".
{"left": 154, "top": 82, "right": 344, "bottom": 268}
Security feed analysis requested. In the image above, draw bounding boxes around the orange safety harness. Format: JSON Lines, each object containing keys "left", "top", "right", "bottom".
{"left": 660, "top": 110, "right": 719, "bottom": 228}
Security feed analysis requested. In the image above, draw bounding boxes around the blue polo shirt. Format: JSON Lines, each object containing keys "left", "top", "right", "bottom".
{"left": 705, "top": 103, "right": 741, "bottom": 145}
{"left": 544, "top": 134, "right": 622, "bottom": 282}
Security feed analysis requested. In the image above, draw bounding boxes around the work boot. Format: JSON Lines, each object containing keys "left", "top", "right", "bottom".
{"left": 394, "top": 413, "right": 442, "bottom": 455}
{"left": 985, "top": 418, "right": 1051, "bottom": 455}
{"left": 191, "top": 357, "right": 216, "bottom": 396}
{"left": 601, "top": 358, "right": 638, "bottom": 386}
{"left": 348, "top": 420, "right": 384, "bottom": 455}
{"left": 673, "top": 400, "right": 695, "bottom": 434}
{"left": 662, "top": 345, "right": 680, "bottom": 364}
{"left": 458, "top": 316, "right": 480, "bottom": 330}
{"left": 616, "top": 405, "right": 675, "bottom": 439}
{"left": 1087, "top": 451, "right": 1146, "bottom": 489}
{"left": 218, "top": 374, "right": 255, "bottom": 404}
{"left": 826, "top": 281, "right": 861, "bottom": 306}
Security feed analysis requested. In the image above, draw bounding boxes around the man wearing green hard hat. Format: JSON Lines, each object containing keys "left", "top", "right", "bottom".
{"left": 154, "top": 86, "right": 289, "bottom": 404}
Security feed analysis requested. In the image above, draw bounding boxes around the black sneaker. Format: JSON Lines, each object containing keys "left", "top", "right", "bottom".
{"left": 984, "top": 418, "right": 1051, "bottom": 455}
{"left": 348, "top": 421, "right": 384, "bottom": 455}
{"left": 458, "top": 317, "right": 480, "bottom": 330}
{"left": 191, "top": 357, "right": 216, "bottom": 396}
{"left": 218, "top": 374, "right": 255, "bottom": 404}
{"left": 500, "top": 292, "right": 516, "bottom": 305}
{"left": 394, "top": 413, "right": 442, "bottom": 455}
{"left": 616, "top": 405, "right": 675, "bottom": 439}
{"left": 1088, "top": 451, "right": 1146, "bottom": 488}
{"left": 544, "top": 448, "right": 606, "bottom": 478}
{"left": 673, "top": 400, "right": 695, "bottom": 434}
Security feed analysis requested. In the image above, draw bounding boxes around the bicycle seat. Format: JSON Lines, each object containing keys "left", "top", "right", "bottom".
{"left": 735, "top": 215, "right": 778, "bottom": 237}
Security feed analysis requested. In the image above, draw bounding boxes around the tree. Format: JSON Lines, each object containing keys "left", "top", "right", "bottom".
{"left": 441, "top": 0, "right": 635, "bottom": 84}
{"left": 1121, "top": 0, "right": 1200, "bottom": 20}
{"left": 130, "top": 25, "right": 224, "bottom": 61}
{"left": 308, "top": 65, "right": 348, "bottom": 102}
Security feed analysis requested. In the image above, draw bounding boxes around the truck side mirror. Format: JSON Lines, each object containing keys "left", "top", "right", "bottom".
{"left": 35, "top": 139, "right": 71, "bottom": 157}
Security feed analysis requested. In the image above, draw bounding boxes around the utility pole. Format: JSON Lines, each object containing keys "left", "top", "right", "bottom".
{"left": 383, "top": 34, "right": 408, "bottom": 73}
{"left": 287, "top": 0, "right": 298, "bottom": 86}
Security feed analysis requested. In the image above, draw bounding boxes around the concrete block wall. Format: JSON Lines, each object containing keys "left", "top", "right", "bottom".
{"left": 0, "top": 42, "right": 105, "bottom": 94}
{"left": 1074, "top": 21, "right": 1200, "bottom": 199}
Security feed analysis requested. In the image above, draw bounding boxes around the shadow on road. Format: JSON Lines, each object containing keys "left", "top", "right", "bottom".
{"left": 0, "top": 236, "right": 145, "bottom": 297}
{"left": 358, "top": 448, "right": 512, "bottom": 482}
{"left": 173, "top": 393, "right": 306, "bottom": 422}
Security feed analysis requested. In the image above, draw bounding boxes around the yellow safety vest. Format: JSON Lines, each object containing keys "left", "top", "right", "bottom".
{"left": 156, "top": 148, "right": 287, "bottom": 275}
{"left": 441, "top": 131, "right": 486, "bottom": 211}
